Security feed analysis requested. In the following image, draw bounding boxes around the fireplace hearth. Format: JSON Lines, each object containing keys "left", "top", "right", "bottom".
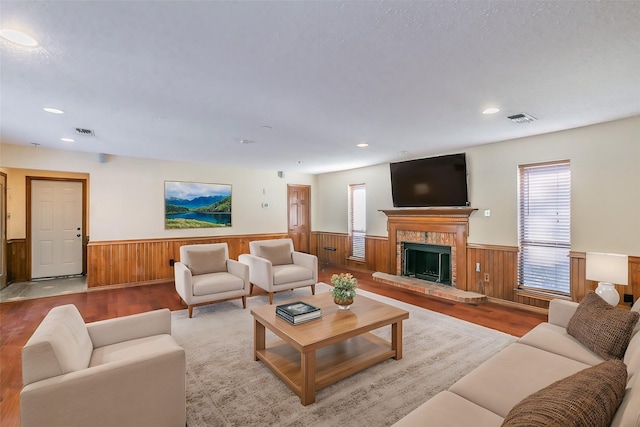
{"left": 403, "top": 242, "right": 451, "bottom": 285}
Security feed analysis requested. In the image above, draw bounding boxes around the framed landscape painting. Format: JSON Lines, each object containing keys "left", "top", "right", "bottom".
{"left": 165, "top": 181, "right": 232, "bottom": 229}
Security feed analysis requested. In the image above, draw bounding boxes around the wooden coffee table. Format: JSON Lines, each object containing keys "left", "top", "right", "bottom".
{"left": 250, "top": 291, "right": 409, "bottom": 405}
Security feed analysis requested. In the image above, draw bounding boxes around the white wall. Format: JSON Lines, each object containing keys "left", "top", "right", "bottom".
{"left": 0, "top": 144, "right": 316, "bottom": 241}
{"left": 316, "top": 116, "right": 640, "bottom": 255}
{"left": 2, "top": 115, "right": 639, "bottom": 255}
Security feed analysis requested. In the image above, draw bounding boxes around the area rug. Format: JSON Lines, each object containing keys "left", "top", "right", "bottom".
{"left": 171, "top": 283, "right": 517, "bottom": 426}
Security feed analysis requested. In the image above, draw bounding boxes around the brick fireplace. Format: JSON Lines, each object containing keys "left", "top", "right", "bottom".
{"left": 380, "top": 208, "right": 476, "bottom": 290}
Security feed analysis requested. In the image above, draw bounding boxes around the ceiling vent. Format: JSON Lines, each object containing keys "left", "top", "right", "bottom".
{"left": 507, "top": 113, "right": 536, "bottom": 124}
{"left": 75, "top": 127, "right": 95, "bottom": 136}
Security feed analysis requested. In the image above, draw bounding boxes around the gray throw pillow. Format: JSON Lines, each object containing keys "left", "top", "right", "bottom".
{"left": 259, "top": 243, "right": 293, "bottom": 266}
{"left": 186, "top": 248, "right": 227, "bottom": 275}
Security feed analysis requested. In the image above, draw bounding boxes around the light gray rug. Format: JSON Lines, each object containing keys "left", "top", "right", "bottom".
{"left": 171, "top": 283, "right": 517, "bottom": 427}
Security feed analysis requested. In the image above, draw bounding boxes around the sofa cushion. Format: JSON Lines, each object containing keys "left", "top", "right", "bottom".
{"left": 611, "top": 368, "right": 640, "bottom": 427}
{"left": 502, "top": 359, "right": 627, "bottom": 427}
{"left": 192, "top": 272, "right": 245, "bottom": 296}
{"left": 392, "top": 391, "right": 504, "bottom": 427}
{"left": 186, "top": 248, "right": 227, "bottom": 275}
{"left": 567, "top": 291, "right": 640, "bottom": 360}
{"left": 518, "top": 323, "right": 605, "bottom": 366}
{"left": 22, "top": 304, "right": 94, "bottom": 385}
{"left": 259, "top": 243, "right": 293, "bottom": 266}
{"left": 449, "top": 343, "right": 590, "bottom": 418}
{"left": 273, "top": 264, "right": 313, "bottom": 285}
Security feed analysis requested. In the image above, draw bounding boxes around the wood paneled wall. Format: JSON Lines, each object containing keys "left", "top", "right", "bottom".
{"left": 465, "top": 244, "right": 518, "bottom": 297}
{"left": 6, "top": 239, "right": 28, "bottom": 283}
{"left": 312, "top": 232, "right": 389, "bottom": 273}
{"left": 86, "top": 233, "right": 287, "bottom": 288}
{"left": 571, "top": 252, "right": 640, "bottom": 308}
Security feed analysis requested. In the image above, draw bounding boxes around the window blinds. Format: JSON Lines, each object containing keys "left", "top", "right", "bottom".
{"left": 518, "top": 162, "right": 571, "bottom": 293}
{"left": 349, "top": 184, "right": 366, "bottom": 259}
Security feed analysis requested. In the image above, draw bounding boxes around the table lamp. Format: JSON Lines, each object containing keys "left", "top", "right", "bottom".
{"left": 586, "top": 252, "right": 628, "bottom": 306}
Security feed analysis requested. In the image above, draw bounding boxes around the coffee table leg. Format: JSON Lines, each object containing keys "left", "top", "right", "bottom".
{"left": 300, "top": 350, "right": 316, "bottom": 405}
{"left": 254, "top": 319, "right": 265, "bottom": 361}
{"left": 392, "top": 320, "right": 403, "bottom": 360}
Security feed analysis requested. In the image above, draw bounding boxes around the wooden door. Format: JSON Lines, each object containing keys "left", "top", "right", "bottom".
{"left": 31, "top": 179, "right": 84, "bottom": 278}
{"left": 288, "top": 185, "right": 310, "bottom": 253}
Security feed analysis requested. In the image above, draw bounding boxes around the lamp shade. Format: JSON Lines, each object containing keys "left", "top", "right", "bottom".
{"left": 586, "top": 252, "right": 628, "bottom": 285}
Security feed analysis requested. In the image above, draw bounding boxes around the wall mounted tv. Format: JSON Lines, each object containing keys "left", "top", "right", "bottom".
{"left": 390, "top": 153, "right": 469, "bottom": 208}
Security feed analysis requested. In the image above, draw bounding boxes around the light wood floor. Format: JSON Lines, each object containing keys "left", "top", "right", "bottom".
{"left": 0, "top": 266, "right": 546, "bottom": 427}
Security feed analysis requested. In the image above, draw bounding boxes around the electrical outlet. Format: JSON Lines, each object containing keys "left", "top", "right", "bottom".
{"left": 169, "top": 259, "right": 175, "bottom": 266}
{"left": 484, "top": 273, "right": 490, "bottom": 282}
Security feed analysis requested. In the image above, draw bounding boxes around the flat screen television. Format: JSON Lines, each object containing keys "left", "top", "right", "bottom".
{"left": 390, "top": 153, "right": 469, "bottom": 208}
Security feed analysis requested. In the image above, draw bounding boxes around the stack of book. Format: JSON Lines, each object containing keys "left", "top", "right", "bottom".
{"left": 276, "top": 301, "right": 322, "bottom": 324}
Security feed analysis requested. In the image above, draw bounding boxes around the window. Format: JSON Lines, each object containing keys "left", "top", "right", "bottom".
{"left": 518, "top": 161, "right": 571, "bottom": 294}
{"left": 349, "top": 184, "right": 366, "bottom": 259}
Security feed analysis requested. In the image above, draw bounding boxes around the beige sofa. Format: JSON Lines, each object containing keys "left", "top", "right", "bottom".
{"left": 21, "top": 305, "right": 186, "bottom": 427}
{"left": 394, "top": 296, "right": 640, "bottom": 426}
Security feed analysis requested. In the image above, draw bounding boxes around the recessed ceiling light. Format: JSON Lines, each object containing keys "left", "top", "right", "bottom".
{"left": 60, "top": 138, "right": 75, "bottom": 142}
{"left": 239, "top": 139, "right": 255, "bottom": 144}
{"left": 482, "top": 107, "right": 500, "bottom": 115}
{"left": 44, "top": 107, "right": 65, "bottom": 114}
{"left": 356, "top": 142, "right": 369, "bottom": 148}
{"left": 0, "top": 29, "right": 38, "bottom": 47}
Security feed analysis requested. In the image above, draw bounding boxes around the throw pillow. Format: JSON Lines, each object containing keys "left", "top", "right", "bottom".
{"left": 501, "top": 359, "right": 627, "bottom": 427}
{"left": 259, "top": 243, "right": 293, "bottom": 266}
{"left": 567, "top": 291, "right": 640, "bottom": 360}
{"left": 186, "top": 248, "right": 227, "bottom": 275}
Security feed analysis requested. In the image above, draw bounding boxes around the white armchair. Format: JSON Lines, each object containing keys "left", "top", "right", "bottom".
{"left": 20, "top": 304, "right": 186, "bottom": 427}
{"left": 239, "top": 238, "right": 317, "bottom": 304}
{"left": 174, "top": 243, "right": 249, "bottom": 317}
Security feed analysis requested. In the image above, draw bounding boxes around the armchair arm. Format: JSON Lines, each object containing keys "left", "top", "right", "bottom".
{"left": 20, "top": 345, "right": 186, "bottom": 427}
{"left": 548, "top": 299, "right": 579, "bottom": 328}
{"left": 227, "top": 259, "right": 250, "bottom": 292}
{"left": 292, "top": 251, "right": 318, "bottom": 282}
{"left": 87, "top": 309, "right": 171, "bottom": 348}
{"left": 174, "top": 261, "right": 192, "bottom": 302}
{"left": 238, "top": 253, "right": 273, "bottom": 288}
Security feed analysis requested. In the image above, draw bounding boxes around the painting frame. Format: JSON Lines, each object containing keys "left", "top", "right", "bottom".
{"left": 164, "top": 181, "right": 232, "bottom": 229}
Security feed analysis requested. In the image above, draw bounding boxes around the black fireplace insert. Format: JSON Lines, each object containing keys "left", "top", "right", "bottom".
{"left": 402, "top": 242, "right": 451, "bottom": 285}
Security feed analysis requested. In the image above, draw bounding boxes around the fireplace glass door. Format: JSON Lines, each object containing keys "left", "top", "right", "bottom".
{"left": 403, "top": 243, "right": 451, "bottom": 285}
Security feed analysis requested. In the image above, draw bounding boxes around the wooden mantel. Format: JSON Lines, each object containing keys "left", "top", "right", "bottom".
{"left": 380, "top": 208, "right": 477, "bottom": 290}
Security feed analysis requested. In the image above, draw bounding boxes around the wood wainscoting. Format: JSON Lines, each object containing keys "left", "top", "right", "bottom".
{"left": 312, "top": 232, "right": 389, "bottom": 273}
{"left": 86, "top": 233, "right": 287, "bottom": 288}
{"left": 570, "top": 252, "right": 640, "bottom": 309}
{"left": 6, "top": 239, "right": 28, "bottom": 283}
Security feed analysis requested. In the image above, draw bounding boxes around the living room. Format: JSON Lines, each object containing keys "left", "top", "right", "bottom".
{"left": 2, "top": 1, "right": 640, "bottom": 426}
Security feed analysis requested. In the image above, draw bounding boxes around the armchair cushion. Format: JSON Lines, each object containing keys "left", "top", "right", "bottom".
{"left": 22, "top": 305, "right": 94, "bottom": 385}
{"left": 273, "top": 264, "right": 314, "bottom": 285}
{"left": 186, "top": 247, "right": 227, "bottom": 275}
{"left": 259, "top": 243, "right": 293, "bottom": 266}
{"left": 192, "top": 272, "right": 245, "bottom": 296}
{"left": 89, "top": 334, "right": 179, "bottom": 367}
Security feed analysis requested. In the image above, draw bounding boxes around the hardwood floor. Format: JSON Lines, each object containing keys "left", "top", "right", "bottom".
{"left": 0, "top": 267, "right": 546, "bottom": 427}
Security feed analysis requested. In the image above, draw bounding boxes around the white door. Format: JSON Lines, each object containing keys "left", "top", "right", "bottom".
{"left": 0, "top": 173, "right": 6, "bottom": 289}
{"left": 31, "top": 180, "right": 83, "bottom": 279}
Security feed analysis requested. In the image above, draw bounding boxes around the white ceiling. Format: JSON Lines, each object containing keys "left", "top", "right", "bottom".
{"left": 1, "top": 1, "right": 639, "bottom": 174}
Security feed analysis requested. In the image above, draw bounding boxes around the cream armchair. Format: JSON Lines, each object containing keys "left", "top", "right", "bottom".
{"left": 20, "top": 304, "right": 186, "bottom": 427}
{"left": 239, "top": 238, "right": 317, "bottom": 304}
{"left": 174, "top": 243, "right": 249, "bottom": 317}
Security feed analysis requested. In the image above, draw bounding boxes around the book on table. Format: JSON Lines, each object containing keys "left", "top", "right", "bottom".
{"left": 276, "top": 301, "right": 322, "bottom": 324}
